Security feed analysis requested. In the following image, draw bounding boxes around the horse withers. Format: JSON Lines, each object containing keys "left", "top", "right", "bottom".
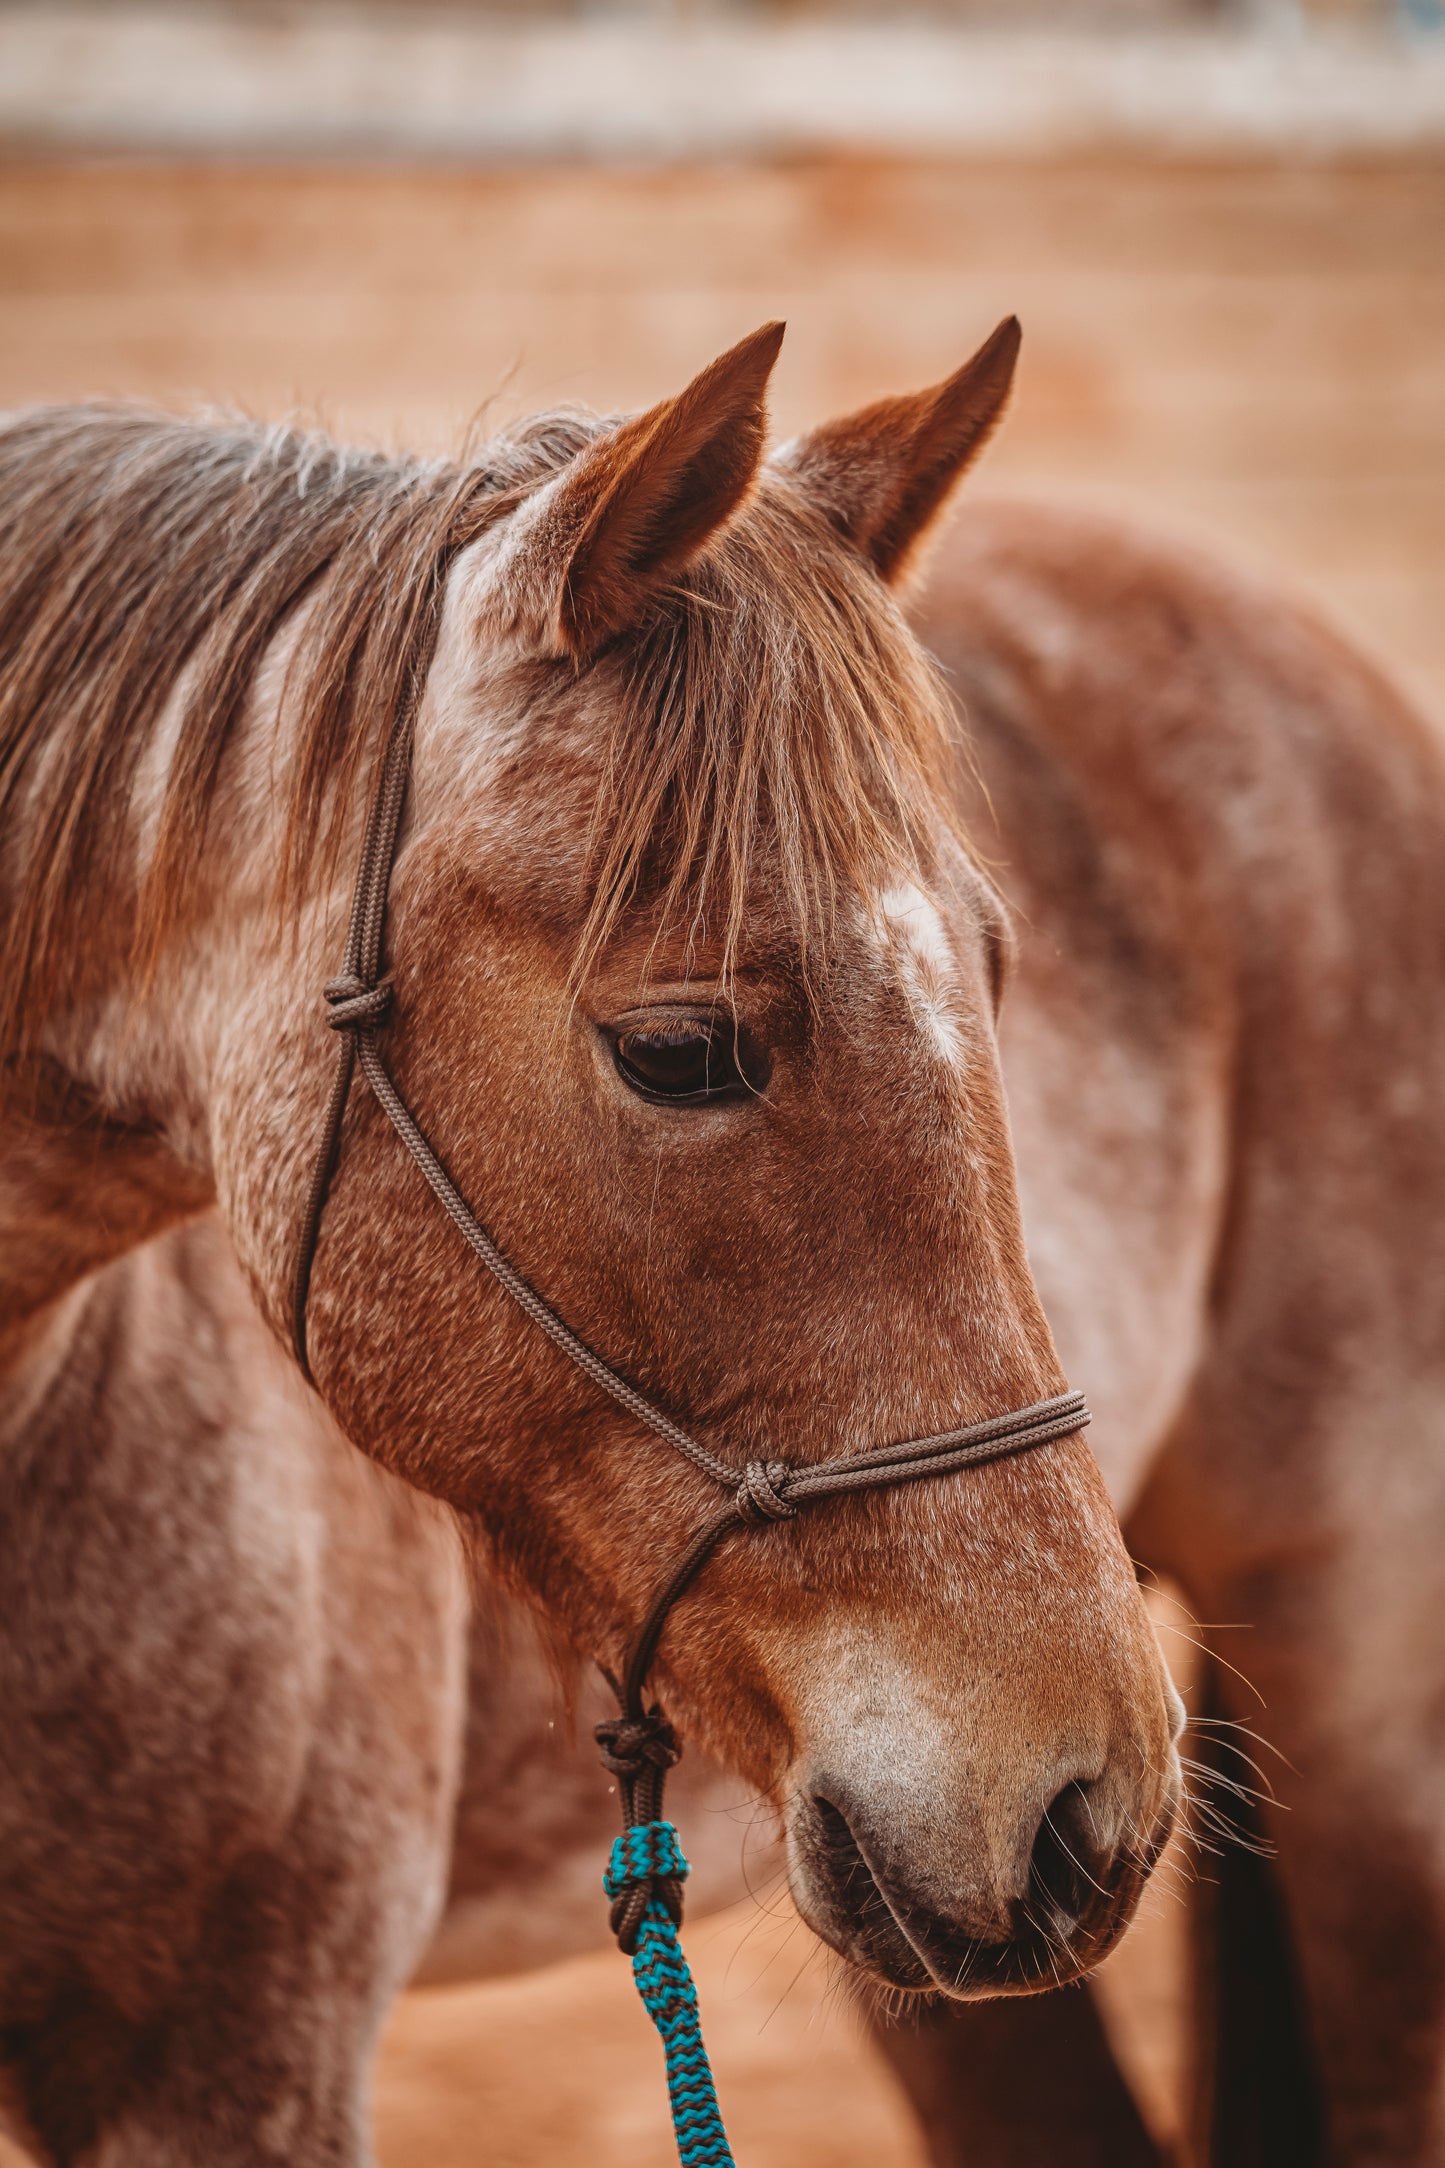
{"left": 0, "top": 316, "right": 1310, "bottom": 2160}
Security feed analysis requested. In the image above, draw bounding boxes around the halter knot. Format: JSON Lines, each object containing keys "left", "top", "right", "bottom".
{"left": 324, "top": 973, "right": 394, "bottom": 1032}
{"left": 736, "top": 1459, "right": 797, "bottom": 1524}
{"left": 594, "top": 1708, "right": 681, "bottom": 1781}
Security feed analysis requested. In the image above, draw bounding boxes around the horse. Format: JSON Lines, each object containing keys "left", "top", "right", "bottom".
{"left": 2, "top": 313, "right": 1438, "bottom": 2161}
{"left": 0, "top": 319, "right": 1180, "bottom": 2160}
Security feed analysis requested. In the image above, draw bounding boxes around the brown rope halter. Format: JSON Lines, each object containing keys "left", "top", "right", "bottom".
{"left": 289, "top": 567, "right": 1091, "bottom": 1954}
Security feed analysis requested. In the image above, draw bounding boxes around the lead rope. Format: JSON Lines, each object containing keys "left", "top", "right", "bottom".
{"left": 289, "top": 574, "right": 1091, "bottom": 2168}
{"left": 605, "top": 1822, "right": 732, "bottom": 2168}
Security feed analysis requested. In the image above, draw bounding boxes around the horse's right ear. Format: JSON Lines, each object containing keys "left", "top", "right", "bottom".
{"left": 491, "top": 322, "right": 785, "bottom": 662}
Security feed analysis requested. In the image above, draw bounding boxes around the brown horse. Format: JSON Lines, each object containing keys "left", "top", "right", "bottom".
{"left": 3, "top": 316, "right": 1438, "bottom": 2161}
{"left": 1, "top": 323, "right": 1179, "bottom": 2161}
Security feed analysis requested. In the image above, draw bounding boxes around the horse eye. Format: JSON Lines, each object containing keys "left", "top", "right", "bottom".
{"left": 612, "top": 1022, "right": 754, "bottom": 1104}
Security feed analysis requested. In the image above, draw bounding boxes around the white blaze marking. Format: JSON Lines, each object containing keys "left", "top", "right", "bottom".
{"left": 877, "top": 882, "right": 967, "bottom": 1067}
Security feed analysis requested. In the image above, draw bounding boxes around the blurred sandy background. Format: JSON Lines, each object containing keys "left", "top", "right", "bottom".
{"left": 1, "top": 2, "right": 1441, "bottom": 2161}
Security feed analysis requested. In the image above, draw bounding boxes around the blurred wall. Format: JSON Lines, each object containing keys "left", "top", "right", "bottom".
{"left": 2, "top": 156, "right": 1441, "bottom": 723}
{"left": 3, "top": 0, "right": 1442, "bottom": 162}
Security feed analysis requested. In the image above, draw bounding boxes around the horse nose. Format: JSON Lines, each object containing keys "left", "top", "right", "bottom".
{"left": 792, "top": 1768, "right": 1170, "bottom": 1995}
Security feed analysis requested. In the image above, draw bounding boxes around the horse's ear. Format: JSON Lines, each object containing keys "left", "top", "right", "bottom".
{"left": 777, "top": 317, "right": 1020, "bottom": 588}
{"left": 499, "top": 322, "right": 785, "bottom": 661}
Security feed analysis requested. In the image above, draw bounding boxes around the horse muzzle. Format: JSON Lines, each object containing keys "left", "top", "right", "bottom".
{"left": 785, "top": 1764, "right": 1180, "bottom": 1998}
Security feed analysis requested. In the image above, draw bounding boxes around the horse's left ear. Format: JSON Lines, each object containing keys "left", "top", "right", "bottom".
{"left": 777, "top": 316, "right": 1020, "bottom": 588}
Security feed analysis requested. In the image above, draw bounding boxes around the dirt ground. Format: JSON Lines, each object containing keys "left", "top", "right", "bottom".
{"left": 0, "top": 151, "right": 1439, "bottom": 2165}
{"left": 371, "top": 1856, "right": 1191, "bottom": 2168}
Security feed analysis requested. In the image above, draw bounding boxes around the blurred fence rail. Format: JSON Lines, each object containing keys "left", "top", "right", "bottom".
{"left": 2, "top": 3, "right": 1443, "bottom": 157}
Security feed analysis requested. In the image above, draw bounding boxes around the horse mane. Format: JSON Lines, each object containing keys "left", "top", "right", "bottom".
{"left": 0, "top": 401, "right": 958, "bottom": 1059}
{"left": 579, "top": 479, "right": 960, "bottom": 992}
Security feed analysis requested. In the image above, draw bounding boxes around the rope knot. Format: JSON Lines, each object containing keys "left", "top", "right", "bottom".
{"left": 594, "top": 1708, "right": 681, "bottom": 1781}
{"left": 736, "top": 1459, "right": 797, "bottom": 1525}
{"left": 324, "top": 973, "right": 394, "bottom": 1032}
{"left": 603, "top": 1820, "right": 690, "bottom": 1903}
{"left": 604, "top": 1818, "right": 690, "bottom": 1952}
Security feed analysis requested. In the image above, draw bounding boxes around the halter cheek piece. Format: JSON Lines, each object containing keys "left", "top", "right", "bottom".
{"left": 289, "top": 595, "right": 1090, "bottom": 2164}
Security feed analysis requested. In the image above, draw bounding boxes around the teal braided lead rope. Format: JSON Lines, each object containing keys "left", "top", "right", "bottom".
{"left": 604, "top": 1823, "right": 736, "bottom": 2168}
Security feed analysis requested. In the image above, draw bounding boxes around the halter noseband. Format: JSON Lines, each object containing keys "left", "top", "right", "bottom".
{"left": 288, "top": 589, "right": 1091, "bottom": 1962}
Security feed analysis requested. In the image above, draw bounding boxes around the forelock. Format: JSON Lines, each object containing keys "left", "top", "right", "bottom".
{"left": 574, "top": 472, "right": 968, "bottom": 992}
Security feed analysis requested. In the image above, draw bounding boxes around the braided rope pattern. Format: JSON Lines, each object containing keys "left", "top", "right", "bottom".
{"left": 605, "top": 1824, "right": 735, "bottom": 2168}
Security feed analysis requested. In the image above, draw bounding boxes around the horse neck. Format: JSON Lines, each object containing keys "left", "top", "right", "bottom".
{"left": 0, "top": 623, "right": 324, "bottom": 1333}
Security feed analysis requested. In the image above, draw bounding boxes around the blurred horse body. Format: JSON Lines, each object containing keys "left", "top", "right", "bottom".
{"left": 2, "top": 327, "right": 1442, "bottom": 2167}
{"left": 0, "top": 1219, "right": 467, "bottom": 2162}
{"left": 0, "top": 1212, "right": 752, "bottom": 2167}
{"left": 887, "top": 505, "right": 1445, "bottom": 2167}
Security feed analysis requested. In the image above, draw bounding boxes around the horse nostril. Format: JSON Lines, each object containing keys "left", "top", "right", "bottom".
{"left": 1028, "top": 1779, "right": 1104, "bottom": 1930}
{"left": 813, "top": 1795, "right": 873, "bottom": 1890}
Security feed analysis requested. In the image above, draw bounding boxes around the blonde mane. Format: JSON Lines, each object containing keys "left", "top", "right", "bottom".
{"left": 0, "top": 403, "right": 958, "bottom": 1056}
